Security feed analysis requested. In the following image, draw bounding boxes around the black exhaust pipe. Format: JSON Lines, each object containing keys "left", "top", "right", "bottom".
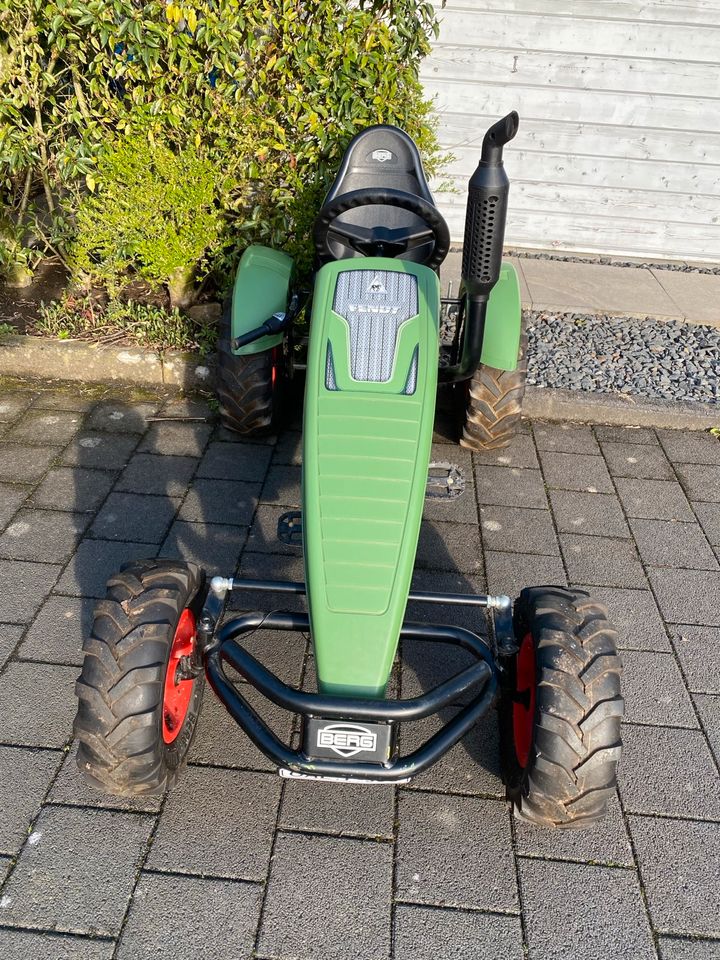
{"left": 439, "top": 111, "right": 519, "bottom": 383}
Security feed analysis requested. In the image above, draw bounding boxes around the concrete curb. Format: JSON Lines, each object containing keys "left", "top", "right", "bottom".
{"left": 0, "top": 334, "right": 213, "bottom": 390}
{"left": 524, "top": 385, "right": 717, "bottom": 431}
{"left": 1, "top": 334, "right": 716, "bottom": 431}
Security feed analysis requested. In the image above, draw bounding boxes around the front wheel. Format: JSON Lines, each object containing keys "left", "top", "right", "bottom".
{"left": 74, "top": 559, "right": 206, "bottom": 797}
{"left": 498, "top": 586, "right": 623, "bottom": 829}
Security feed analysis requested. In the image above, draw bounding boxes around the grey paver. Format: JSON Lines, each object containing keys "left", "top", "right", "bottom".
{"left": 5, "top": 409, "right": 82, "bottom": 445}
{"left": 160, "top": 519, "right": 247, "bottom": 572}
{"left": 178, "top": 478, "right": 260, "bottom": 526}
{"left": 91, "top": 492, "right": 179, "bottom": 543}
{"left": 538, "top": 450, "right": 614, "bottom": 493}
{"left": 32, "top": 390, "right": 97, "bottom": 413}
{"left": 630, "top": 518, "right": 718, "bottom": 570}
{"left": 615, "top": 477, "right": 694, "bottom": 521}
{"left": 694, "top": 694, "right": 720, "bottom": 766}
{"left": 399, "top": 710, "right": 503, "bottom": 798}
{"left": 260, "top": 463, "right": 302, "bottom": 507}
{"left": 84, "top": 401, "right": 159, "bottom": 433}
{"left": 652, "top": 268, "right": 720, "bottom": 326}
{"left": 196, "top": 441, "right": 273, "bottom": 482}
{"left": 159, "top": 395, "right": 215, "bottom": 420}
{"left": 147, "top": 766, "right": 281, "bottom": 880}
{"left": 630, "top": 815, "right": 720, "bottom": 936}
{"left": 670, "top": 625, "right": 720, "bottom": 693}
{"left": 0, "top": 443, "right": 57, "bottom": 483}
{"left": 0, "top": 393, "right": 36, "bottom": 421}
{"left": 116, "top": 871, "right": 263, "bottom": 960}
{"left": 676, "top": 463, "right": 720, "bottom": 503}
{"left": 573, "top": 586, "right": 670, "bottom": 651}
{"left": 279, "top": 778, "right": 395, "bottom": 839}
{"left": 0, "top": 745, "right": 62, "bottom": 855}
{"left": 657, "top": 430, "right": 720, "bottom": 465}
{"left": 514, "top": 793, "right": 633, "bottom": 866}
{"left": 0, "top": 509, "right": 89, "bottom": 563}
{"left": 400, "top": 632, "right": 476, "bottom": 703}
{"left": 49, "top": 742, "right": 162, "bottom": 814}
{"left": 258, "top": 832, "right": 392, "bottom": 960}
{"left": 0, "top": 623, "right": 23, "bottom": 669}
{"left": 594, "top": 424, "right": 659, "bottom": 445}
{"left": 229, "top": 551, "right": 306, "bottom": 613}
{"left": 54, "top": 539, "right": 155, "bottom": 597}
{"left": 407, "top": 569, "right": 488, "bottom": 633}
{"left": 396, "top": 792, "right": 517, "bottom": 911}
{"left": 519, "top": 857, "right": 656, "bottom": 960}
{"left": 485, "top": 550, "right": 567, "bottom": 597}
{"left": 474, "top": 465, "right": 548, "bottom": 509}
{"left": 659, "top": 937, "right": 720, "bottom": 960}
{"left": 115, "top": 452, "right": 197, "bottom": 496}
{"left": 549, "top": 488, "right": 630, "bottom": 538}
{"left": 694, "top": 502, "right": 720, "bottom": 547}
{"left": 621, "top": 651, "right": 697, "bottom": 727}
{"left": 224, "top": 626, "right": 307, "bottom": 687}
{"left": 393, "top": 904, "right": 524, "bottom": 960}
{"left": 533, "top": 421, "right": 600, "bottom": 455}
{"left": 649, "top": 569, "right": 720, "bottom": 626}
{"left": 0, "top": 482, "right": 30, "bottom": 528}
{"left": 417, "top": 521, "right": 483, "bottom": 574}
{"left": 30, "top": 466, "right": 115, "bottom": 513}
{"left": 0, "top": 929, "right": 115, "bottom": 960}
{"left": 137, "top": 420, "right": 213, "bottom": 457}
{"left": 560, "top": 533, "right": 647, "bottom": 588}
{"left": 61, "top": 431, "right": 139, "bottom": 469}
{"left": 0, "top": 805, "right": 153, "bottom": 936}
{"left": 19, "top": 595, "right": 92, "bottom": 665}
{"left": 600, "top": 439, "right": 675, "bottom": 480}
{"left": 0, "top": 559, "right": 61, "bottom": 621}
{"left": 619, "top": 724, "right": 720, "bottom": 820}
{"left": 189, "top": 686, "right": 294, "bottom": 772}
{"left": 272, "top": 430, "right": 302, "bottom": 465}
{"left": 472, "top": 432, "right": 539, "bottom": 468}
{"left": 479, "top": 505, "right": 559, "bottom": 555}
{"left": 0, "top": 661, "right": 77, "bottom": 747}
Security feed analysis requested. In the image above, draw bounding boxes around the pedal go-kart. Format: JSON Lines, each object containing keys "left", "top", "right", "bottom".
{"left": 75, "top": 113, "right": 623, "bottom": 828}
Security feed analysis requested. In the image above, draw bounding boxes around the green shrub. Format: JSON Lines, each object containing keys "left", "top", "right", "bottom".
{"left": 1, "top": 0, "right": 443, "bottom": 292}
{"left": 72, "top": 138, "right": 223, "bottom": 306}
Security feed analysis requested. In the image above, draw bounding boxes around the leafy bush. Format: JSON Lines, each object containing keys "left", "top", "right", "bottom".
{"left": 1, "top": 0, "right": 443, "bottom": 294}
{"left": 72, "top": 138, "right": 223, "bottom": 306}
{"left": 35, "top": 293, "right": 217, "bottom": 354}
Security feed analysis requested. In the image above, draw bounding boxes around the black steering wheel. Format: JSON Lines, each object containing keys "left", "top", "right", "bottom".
{"left": 313, "top": 187, "right": 450, "bottom": 271}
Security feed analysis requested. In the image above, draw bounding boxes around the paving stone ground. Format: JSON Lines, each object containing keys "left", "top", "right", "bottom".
{"left": 0, "top": 379, "right": 719, "bottom": 960}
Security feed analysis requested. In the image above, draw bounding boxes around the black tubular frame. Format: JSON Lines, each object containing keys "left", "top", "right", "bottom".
{"left": 203, "top": 605, "right": 499, "bottom": 783}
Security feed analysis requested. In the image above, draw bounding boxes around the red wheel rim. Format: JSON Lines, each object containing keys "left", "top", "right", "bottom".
{"left": 162, "top": 609, "right": 197, "bottom": 744}
{"left": 513, "top": 631, "right": 536, "bottom": 768}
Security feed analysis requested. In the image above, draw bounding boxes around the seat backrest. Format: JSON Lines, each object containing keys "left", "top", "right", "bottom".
{"left": 321, "top": 125, "right": 437, "bottom": 264}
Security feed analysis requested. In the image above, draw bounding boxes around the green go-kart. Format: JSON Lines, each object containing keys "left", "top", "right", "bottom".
{"left": 74, "top": 113, "right": 623, "bottom": 828}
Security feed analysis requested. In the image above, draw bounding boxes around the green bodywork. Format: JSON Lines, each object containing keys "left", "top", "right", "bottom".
{"left": 231, "top": 245, "right": 294, "bottom": 356}
{"left": 302, "top": 258, "right": 440, "bottom": 697}
{"left": 479, "top": 261, "right": 522, "bottom": 371}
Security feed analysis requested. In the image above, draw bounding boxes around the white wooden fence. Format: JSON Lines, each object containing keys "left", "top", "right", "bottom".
{"left": 421, "top": 0, "right": 720, "bottom": 262}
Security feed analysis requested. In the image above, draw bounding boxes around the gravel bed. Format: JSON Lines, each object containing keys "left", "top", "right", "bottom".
{"left": 506, "top": 249, "right": 720, "bottom": 276}
{"left": 526, "top": 311, "right": 720, "bottom": 405}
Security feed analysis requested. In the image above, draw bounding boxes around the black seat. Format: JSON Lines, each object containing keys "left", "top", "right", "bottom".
{"left": 318, "top": 125, "right": 444, "bottom": 267}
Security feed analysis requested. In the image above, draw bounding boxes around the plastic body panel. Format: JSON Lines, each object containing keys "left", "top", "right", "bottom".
{"left": 478, "top": 261, "right": 522, "bottom": 371}
{"left": 231, "top": 245, "right": 293, "bottom": 356}
{"left": 303, "top": 258, "right": 440, "bottom": 697}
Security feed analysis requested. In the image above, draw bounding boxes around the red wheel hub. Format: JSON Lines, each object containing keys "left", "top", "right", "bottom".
{"left": 162, "top": 609, "right": 197, "bottom": 744}
{"left": 513, "top": 631, "right": 536, "bottom": 768}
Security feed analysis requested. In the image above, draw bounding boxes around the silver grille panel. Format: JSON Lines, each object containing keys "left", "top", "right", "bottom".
{"left": 332, "top": 270, "right": 418, "bottom": 383}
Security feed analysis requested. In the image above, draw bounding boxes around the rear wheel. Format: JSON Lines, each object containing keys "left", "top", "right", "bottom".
{"left": 498, "top": 586, "right": 623, "bottom": 829}
{"left": 74, "top": 559, "right": 206, "bottom": 797}
{"left": 216, "top": 301, "right": 285, "bottom": 435}
{"left": 460, "top": 317, "right": 527, "bottom": 450}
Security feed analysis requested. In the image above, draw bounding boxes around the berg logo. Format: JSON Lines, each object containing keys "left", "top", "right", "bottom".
{"left": 317, "top": 723, "right": 378, "bottom": 758}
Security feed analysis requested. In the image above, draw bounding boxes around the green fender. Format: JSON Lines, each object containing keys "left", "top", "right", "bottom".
{"left": 230, "top": 245, "right": 294, "bottom": 356}
{"left": 479, "top": 261, "right": 522, "bottom": 371}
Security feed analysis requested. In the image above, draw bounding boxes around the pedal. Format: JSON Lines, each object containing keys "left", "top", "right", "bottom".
{"left": 277, "top": 510, "right": 303, "bottom": 545}
{"left": 426, "top": 462, "right": 465, "bottom": 500}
